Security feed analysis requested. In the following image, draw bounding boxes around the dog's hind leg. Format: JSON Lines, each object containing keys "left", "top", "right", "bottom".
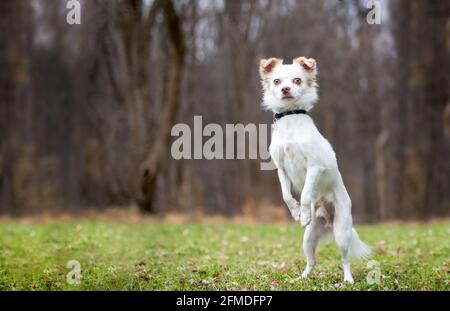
{"left": 332, "top": 194, "right": 354, "bottom": 284}
{"left": 301, "top": 217, "right": 326, "bottom": 279}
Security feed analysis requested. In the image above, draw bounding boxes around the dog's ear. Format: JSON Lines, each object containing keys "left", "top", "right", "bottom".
{"left": 293, "top": 57, "right": 317, "bottom": 76}
{"left": 259, "top": 58, "right": 282, "bottom": 88}
{"left": 259, "top": 58, "right": 282, "bottom": 78}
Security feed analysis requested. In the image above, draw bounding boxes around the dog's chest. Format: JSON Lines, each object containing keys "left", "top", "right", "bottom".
{"left": 269, "top": 129, "right": 308, "bottom": 188}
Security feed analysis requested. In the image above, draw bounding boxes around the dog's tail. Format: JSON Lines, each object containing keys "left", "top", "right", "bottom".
{"left": 348, "top": 228, "right": 371, "bottom": 260}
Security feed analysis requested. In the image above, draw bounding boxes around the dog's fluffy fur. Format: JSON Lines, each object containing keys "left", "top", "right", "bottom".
{"left": 260, "top": 57, "right": 371, "bottom": 283}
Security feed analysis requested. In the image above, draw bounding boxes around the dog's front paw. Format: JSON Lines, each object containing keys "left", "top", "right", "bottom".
{"left": 300, "top": 205, "right": 311, "bottom": 227}
{"left": 285, "top": 198, "right": 301, "bottom": 221}
{"left": 290, "top": 205, "right": 301, "bottom": 222}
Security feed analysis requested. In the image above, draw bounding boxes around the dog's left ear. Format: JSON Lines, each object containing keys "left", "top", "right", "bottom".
{"left": 293, "top": 57, "right": 317, "bottom": 77}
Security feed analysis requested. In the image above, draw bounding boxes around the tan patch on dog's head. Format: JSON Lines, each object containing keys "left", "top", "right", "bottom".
{"left": 293, "top": 57, "right": 316, "bottom": 72}
{"left": 259, "top": 58, "right": 283, "bottom": 87}
{"left": 293, "top": 56, "right": 318, "bottom": 85}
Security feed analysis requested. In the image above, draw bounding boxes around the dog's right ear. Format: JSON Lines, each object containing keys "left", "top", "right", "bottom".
{"left": 259, "top": 58, "right": 282, "bottom": 76}
{"left": 259, "top": 58, "right": 282, "bottom": 87}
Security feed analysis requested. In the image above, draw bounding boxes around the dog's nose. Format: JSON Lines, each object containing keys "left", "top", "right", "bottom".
{"left": 282, "top": 87, "right": 291, "bottom": 94}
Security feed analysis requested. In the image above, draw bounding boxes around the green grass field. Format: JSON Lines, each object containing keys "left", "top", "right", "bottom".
{"left": 0, "top": 221, "right": 449, "bottom": 290}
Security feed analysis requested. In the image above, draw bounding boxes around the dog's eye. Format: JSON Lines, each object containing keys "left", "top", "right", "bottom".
{"left": 293, "top": 78, "right": 302, "bottom": 85}
{"left": 273, "top": 79, "right": 281, "bottom": 85}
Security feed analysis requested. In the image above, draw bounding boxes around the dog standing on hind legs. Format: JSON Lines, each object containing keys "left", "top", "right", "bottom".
{"left": 259, "top": 57, "right": 371, "bottom": 283}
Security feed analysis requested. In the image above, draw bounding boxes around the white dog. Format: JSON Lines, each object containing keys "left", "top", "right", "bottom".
{"left": 259, "top": 57, "right": 371, "bottom": 283}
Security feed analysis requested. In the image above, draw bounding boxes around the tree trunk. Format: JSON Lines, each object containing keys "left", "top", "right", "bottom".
{"left": 138, "top": 0, "right": 186, "bottom": 213}
{"left": 392, "top": 0, "right": 450, "bottom": 219}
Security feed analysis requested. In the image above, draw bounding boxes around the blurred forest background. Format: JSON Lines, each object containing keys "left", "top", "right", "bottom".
{"left": 0, "top": 0, "right": 449, "bottom": 222}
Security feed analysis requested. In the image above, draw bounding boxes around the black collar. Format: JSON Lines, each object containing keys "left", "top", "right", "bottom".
{"left": 274, "top": 109, "right": 307, "bottom": 122}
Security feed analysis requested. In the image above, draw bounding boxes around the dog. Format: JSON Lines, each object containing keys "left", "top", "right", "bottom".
{"left": 259, "top": 57, "right": 371, "bottom": 283}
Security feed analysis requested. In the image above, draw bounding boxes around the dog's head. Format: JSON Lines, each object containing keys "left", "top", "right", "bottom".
{"left": 259, "top": 57, "right": 318, "bottom": 113}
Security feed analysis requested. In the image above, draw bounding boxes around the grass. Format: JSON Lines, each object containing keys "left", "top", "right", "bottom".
{"left": 0, "top": 220, "right": 449, "bottom": 290}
